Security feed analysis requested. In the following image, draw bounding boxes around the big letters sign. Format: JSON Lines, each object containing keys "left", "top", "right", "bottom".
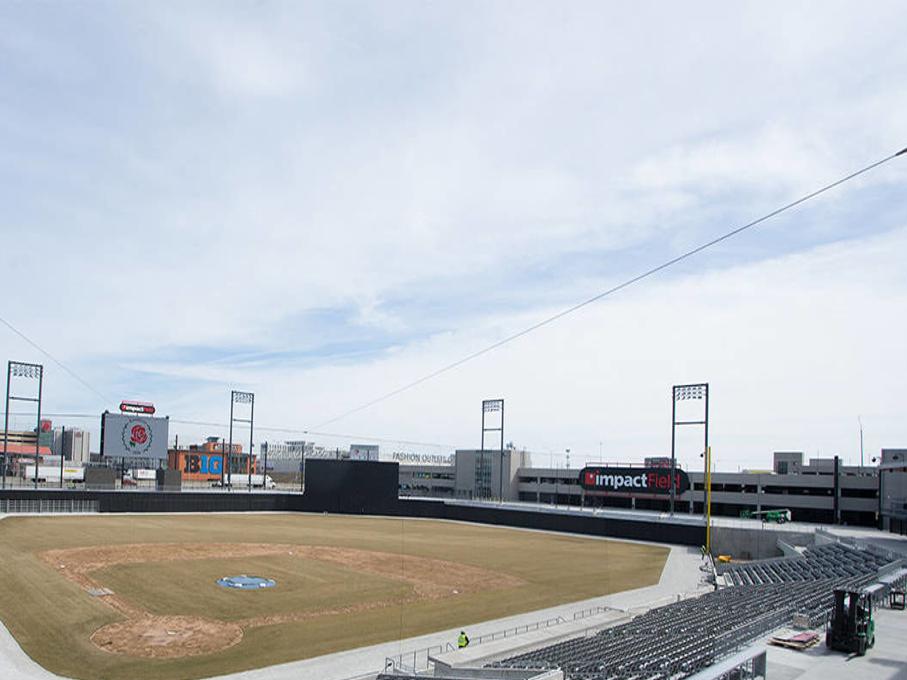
{"left": 579, "top": 466, "right": 690, "bottom": 495}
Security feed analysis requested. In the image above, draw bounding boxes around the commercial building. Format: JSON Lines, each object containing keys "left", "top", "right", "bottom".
{"left": 0, "top": 427, "right": 53, "bottom": 475}
{"left": 50, "top": 427, "right": 91, "bottom": 463}
{"left": 399, "top": 449, "right": 890, "bottom": 528}
{"left": 167, "top": 437, "right": 257, "bottom": 483}
{"left": 879, "top": 448, "right": 907, "bottom": 534}
{"left": 259, "top": 440, "right": 350, "bottom": 474}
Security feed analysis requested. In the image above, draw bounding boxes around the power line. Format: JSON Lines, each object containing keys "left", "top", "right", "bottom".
{"left": 169, "top": 418, "right": 458, "bottom": 449}
{"left": 0, "top": 315, "right": 111, "bottom": 404}
{"left": 0, "top": 411, "right": 458, "bottom": 449}
{"left": 315, "top": 146, "right": 907, "bottom": 428}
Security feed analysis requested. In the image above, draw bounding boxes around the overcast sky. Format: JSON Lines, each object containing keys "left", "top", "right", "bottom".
{"left": 1, "top": 1, "right": 906, "bottom": 470}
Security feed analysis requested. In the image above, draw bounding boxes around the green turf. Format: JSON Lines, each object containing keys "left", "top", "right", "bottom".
{"left": 0, "top": 513, "right": 669, "bottom": 680}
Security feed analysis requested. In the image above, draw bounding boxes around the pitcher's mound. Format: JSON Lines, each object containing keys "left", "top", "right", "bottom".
{"left": 91, "top": 615, "right": 243, "bottom": 658}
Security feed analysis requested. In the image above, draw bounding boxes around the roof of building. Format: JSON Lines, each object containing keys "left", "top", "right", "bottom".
{"left": 1, "top": 443, "right": 53, "bottom": 456}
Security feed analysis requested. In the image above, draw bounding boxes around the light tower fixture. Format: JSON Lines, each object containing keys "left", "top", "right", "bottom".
{"left": 670, "top": 383, "right": 709, "bottom": 516}
{"left": 2, "top": 361, "right": 44, "bottom": 490}
{"left": 228, "top": 390, "right": 255, "bottom": 491}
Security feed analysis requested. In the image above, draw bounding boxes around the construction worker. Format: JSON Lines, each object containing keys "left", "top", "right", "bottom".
{"left": 457, "top": 630, "right": 469, "bottom": 649}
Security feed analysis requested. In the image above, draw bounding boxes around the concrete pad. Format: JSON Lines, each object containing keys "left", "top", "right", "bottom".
{"left": 766, "top": 607, "right": 907, "bottom": 680}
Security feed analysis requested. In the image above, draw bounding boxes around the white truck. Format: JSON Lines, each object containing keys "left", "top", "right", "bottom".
{"left": 23, "top": 465, "right": 85, "bottom": 483}
{"left": 122, "top": 469, "right": 158, "bottom": 486}
{"left": 212, "top": 474, "right": 276, "bottom": 490}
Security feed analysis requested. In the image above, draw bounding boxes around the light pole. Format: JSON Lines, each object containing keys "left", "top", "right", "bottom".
{"left": 481, "top": 399, "right": 504, "bottom": 501}
{"left": 671, "top": 383, "right": 708, "bottom": 515}
{"left": 229, "top": 390, "right": 254, "bottom": 492}
{"left": 565, "top": 448, "right": 571, "bottom": 507}
{"left": 550, "top": 452, "right": 557, "bottom": 507}
{"left": 3, "top": 362, "right": 44, "bottom": 490}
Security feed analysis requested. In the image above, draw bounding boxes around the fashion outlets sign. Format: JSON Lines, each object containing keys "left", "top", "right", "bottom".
{"left": 580, "top": 466, "right": 690, "bottom": 495}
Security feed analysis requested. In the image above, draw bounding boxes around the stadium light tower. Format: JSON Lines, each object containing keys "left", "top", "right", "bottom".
{"left": 2, "top": 361, "right": 43, "bottom": 490}
{"left": 481, "top": 399, "right": 504, "bottom": 500}
{"left": 670, "top": 383, "right": 709, "bottom": 516}
{"left": 228, "top": 390, "right": 255, "bottom": 492}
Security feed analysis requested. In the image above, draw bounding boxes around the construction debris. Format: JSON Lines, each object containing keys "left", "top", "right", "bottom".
{"left": 768, "top": 631, "right": 820, "bottom": 651}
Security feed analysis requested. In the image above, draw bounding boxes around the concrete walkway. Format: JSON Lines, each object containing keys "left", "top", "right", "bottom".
{"left": 766, "top": 607, "right": 907, "bottom": 680}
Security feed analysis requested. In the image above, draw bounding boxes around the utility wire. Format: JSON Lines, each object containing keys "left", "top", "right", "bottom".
{"left": 0, "top": 315, "right": 111, "bottom": 404}
{"left": 169, "top": 418, "right": 458, "bottom": 449}
{"left": 0, "top": 411, "right": 459, "bottom": 449}
{"left": 315, "top": 146, "right": 907, "bottom": 428}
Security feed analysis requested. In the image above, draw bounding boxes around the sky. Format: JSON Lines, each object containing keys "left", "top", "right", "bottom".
{"left": 1, "top": 1, "right": 906, "bottom": 471}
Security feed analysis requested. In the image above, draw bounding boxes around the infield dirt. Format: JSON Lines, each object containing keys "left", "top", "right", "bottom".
{"left": 0, "top": 513, "right": 668, "bottom": 679}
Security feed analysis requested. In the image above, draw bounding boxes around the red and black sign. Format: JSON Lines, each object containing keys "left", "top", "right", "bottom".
{"left": 119, "top": 401, "right": 156, "bottom": 415}
{"left": 579, "top": 466, "right": 690, "bottom": 495}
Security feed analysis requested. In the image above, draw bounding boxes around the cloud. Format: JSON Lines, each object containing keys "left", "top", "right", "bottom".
{"left": 1, "top": 1, "right": 906, "bottom": 466}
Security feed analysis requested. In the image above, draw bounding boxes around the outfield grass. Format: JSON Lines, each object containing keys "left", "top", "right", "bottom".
{"left": 94, "top": 555, "right": 414, "bottom": 621}
{"left": 0, "top": 514, "right": 668, "bottom": 680}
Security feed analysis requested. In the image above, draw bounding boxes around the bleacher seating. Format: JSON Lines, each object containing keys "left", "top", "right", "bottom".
{"left": 719, "top": 543, "right": 889, "bottom": 586}
{"left": 489, "top": 541, "right": 894, "bottom": 680}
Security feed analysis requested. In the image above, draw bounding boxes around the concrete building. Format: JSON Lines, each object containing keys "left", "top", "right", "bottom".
{"left": 50, "top": 428, "right": 91, "bottom": 464}
{"left": 398, "top": 449, "right": 532, "bottom": 500}
{"left": 399, "top": 449, "right": 891, "bottom": 528}
{"left": 879, "top": 448, "right": 907, "bottom": 534}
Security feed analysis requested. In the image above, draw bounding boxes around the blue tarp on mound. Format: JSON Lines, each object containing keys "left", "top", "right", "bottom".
{"left": 216, "top": 575, "right": 276, "bottom": 590}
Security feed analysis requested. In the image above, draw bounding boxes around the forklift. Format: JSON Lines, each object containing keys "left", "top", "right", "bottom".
{"left": 739, "top": 508, "right": 791, "bottom": 524}
{"left": 826, "top": 588, "right": 876, "bottom": 655}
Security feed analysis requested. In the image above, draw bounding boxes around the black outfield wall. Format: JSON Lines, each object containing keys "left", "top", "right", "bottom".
{"left": 0, "top": 460, "right": 704, "bottom": 547}
{"left": 0, "top": 487, "right": 302, "bottom": 513}
{"left": 395, "top": 499, "right": 705, "bottom": 547}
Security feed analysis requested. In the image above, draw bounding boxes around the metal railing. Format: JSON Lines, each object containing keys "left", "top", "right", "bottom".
{"left": 686, "top": 646, "right": 767, "bottom": 680}
{"left": 572, "top": 605, "right": 616, "bottom": 621}
{"left": 472, "top": 615, "right": 567, "bottom": 646}
{"left": 383, "top": 614, "right": 568, "bottom": 674}
{"left": 384, "top": 642, "right": 454, "bottom": 675}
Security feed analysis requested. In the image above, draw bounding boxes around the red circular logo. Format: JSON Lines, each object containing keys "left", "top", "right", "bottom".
{"left": 130, "top": 425, "right": 148, "bottom": 445}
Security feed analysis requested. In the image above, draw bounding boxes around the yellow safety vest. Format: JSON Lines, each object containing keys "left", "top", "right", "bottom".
{"left": 458, "top": 633, "right": 469, "bottom": 648}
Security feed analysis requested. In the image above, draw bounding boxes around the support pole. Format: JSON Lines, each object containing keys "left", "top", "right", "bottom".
{"left": 2, "top": 363, "right": 10, "bottom": 490}
{"left": 705, "top": 446, "right": 712, "bottom": 555}
{"left": 480, "top": 412, "right": 485, "bottom": 501}
{"left": 34, "top": 368, "right": 42, "bottom": 490}
{"left": 248, "top": 395, "right": 254, "bottom": 493}
{"left": 228, "top": 397, "right": 234, "bottom": 490}
{"left": 60, "top": 425, "right": 65, "bottom": 489}
{"left": 499, "top": 402, "right": 505, "bottom": 501}
{"left": 670, "top": 392, "right": 676, "bottom": 515}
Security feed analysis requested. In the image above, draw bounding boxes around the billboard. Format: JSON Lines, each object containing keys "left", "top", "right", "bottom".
{"left": 101, "top": 412, "right": 169, "bottom": 460}
{"left": 644, "top": 457, "right": 673, "bottom": 468}
{"left": 579, "top": 466, "right": 690, "bottom": 495}
{"left": 119, "top": 400, "right": 156, "bottom": 415}
{"left": 350, "top": 444, "right": 379, "bottom": 461}
{"left": 179, "top": 452, "right": 223, "bottom": 477}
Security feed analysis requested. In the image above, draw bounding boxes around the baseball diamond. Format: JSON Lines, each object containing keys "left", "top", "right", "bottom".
{"left": 0, "top": 513, "right": 667, "bottom": 680}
